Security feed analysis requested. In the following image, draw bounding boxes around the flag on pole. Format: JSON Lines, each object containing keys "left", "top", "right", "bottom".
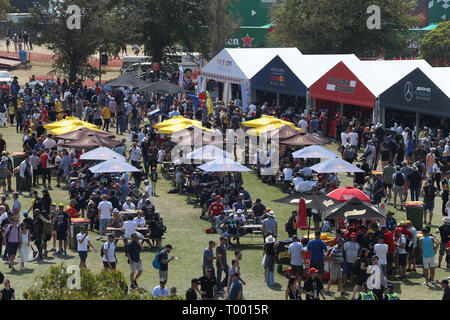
{"left": 206, "top": 91, "right": 213, "bottom": 116}
{"left": 296, "top": 198, "right": 308, "bottom": 230}
{"left": 178, "top": 65, "right": 184, "bottom": 102}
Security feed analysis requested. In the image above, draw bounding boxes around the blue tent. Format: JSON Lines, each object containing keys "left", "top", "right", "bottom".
{"left": 251, "top": 55, "right": 307, "bottom": 97}
{"left": 379, "top": 68, "right": 450, "bottom": 118}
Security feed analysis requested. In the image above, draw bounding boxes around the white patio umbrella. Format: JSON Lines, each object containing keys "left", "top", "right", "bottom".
{"left": 80, "top": 147, "right": 126, "bottom": 161}
{"left": 89, "top": 158, "right": 140, "bottom": 173}
{"left": 309, "top": 158, "right": 365, "bottom": 174}
{"left": 292, "top": 145, "right": 338, "bottom": 159}
{"left": 186, "top": 144, "right": 233, "bottom": 161}
{"left": 198, "top": 158, "right": 251, "bottom": 172}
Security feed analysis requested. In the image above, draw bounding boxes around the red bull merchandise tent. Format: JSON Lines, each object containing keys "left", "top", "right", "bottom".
{"left": 197, "top": 48, "right": 302, "bottom": 108}
{"left": 309, "top": 59, "right": 432, "bottom": 124}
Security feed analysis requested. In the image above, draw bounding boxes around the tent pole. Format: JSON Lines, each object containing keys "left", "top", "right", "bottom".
{"left": 276, "top": 93, "right": 280, "bottom": 108}
{"left": 415, "top": 113, "right": 420, "bottom": 138}
{"left": 307, "top": 214, "right": 312, "bottom": 240}
{"left": 340, "top": 103, "right": 344, "bottom": 115}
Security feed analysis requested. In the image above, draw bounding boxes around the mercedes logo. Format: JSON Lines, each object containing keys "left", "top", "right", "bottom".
{"left": 404, "top": 82, "right": 413, "bottom": 102}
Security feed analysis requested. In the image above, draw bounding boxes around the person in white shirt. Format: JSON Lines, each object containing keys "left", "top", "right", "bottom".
{"left": 282, "top": 164, "right": 293, "bottom": 181}
{"left": 102, "top": 234, "right": 117, "bottom": 270}
{"left": 374, "top": 237, "right": 388, "bottom": 277}
{"left": 157, "top": 148, "right": 166, "bottom": 164}
{"left": 248, "top": 103, "right": 257, "bottom": 116}
{"left": 348, "top": 129, "right": 359, "bottom": 153}
{"left": 42, "top": 134, "right": 56, "bottom": 150}
{"left": 235, "top": 209, "right": 246, "bottom": 225}
{"left": 152, "top": 280, "right": 169, "bottom": 298}
{"left": 97, "top": 195, "right": 113, "bottom": 238}
{"left": 128, "top": 142, "right": 142, "bottom": 167}
{"left": 76, "top": 226, "right": 96, "bottom": 269}
{"left": 122, "top": 197, "right": 136, "bottom": 211}
{"left": 143, "top": 179, "right": 152, "bottom": 200}
{"left": 288, "top": 235, "right": 305, "bottom": 284}
{"left": 298, "top": 118, "right": 308, "bottom": 132}
{"left": 301, "top": 167, "right": 313, "bottom": 180}
{"left": 340, "top": 131, "right": 349, "bottom": 148}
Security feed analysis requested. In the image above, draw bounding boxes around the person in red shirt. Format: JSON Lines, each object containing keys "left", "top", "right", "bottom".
{"left": 67, "top": 199, "right": 80, "bottom": 218}
{"left": 40, "top": 149, "right": 51, "bottom": 188}
{"left": 208, "top": 195, "right": 224, "bottom": 228}
{"left": 382, "top": 225, "right": 395, "bottom": 276}
{"left": 41, "top": 106, "right": 48, "bottom": 123}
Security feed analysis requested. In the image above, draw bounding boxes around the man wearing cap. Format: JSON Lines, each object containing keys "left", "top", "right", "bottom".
{"left": 55, "top": 203, "right": 71, "bottom": 256}
{"left": 262, "top": 211, "right": 277, "bottom": 240}
{"left": 438, "top": 216, "right": 450, "bottom": 269}
{"left": 325, "top": 238, "right": 346, "bottom": 296}
{"left": 122, "top": 197, "right": 136, "bottom": 211}
{"left": 157, "top": 244, "right": 176, "bottom": 282}
{"left": 303, "top": 268, "right": 326, "bottom": 300}
{"left": 232, "top": 196, "right": 247, "bottom": 216}
{"left": 226, "top": 271, "right": 243, "bottom": 300}
{"left": 152, "top": 279, "right": 169, "bottom": 298}
{"left": 357, "top": 283, "right": 376, "bottom": 300}
{"left": 143, "top": 179, "right": 152, "bottom": 199}
{"left": 422, "top": 177, "right": 440, "bottom": 226}
{"left": 186, "top": 278, "right": 200, "bottom": 300}
{"left": 441, "top": 279, "right": 450, "bottom": 300}
{"left": 208, "top": 196, "right": 224, "bottom": 229}
{"left": 343, "top": 232, "right": 360, "bottom": 284}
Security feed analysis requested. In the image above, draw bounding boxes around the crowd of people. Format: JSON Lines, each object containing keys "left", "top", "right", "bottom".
{"left": 0, "top": 72, "right": 449, "bottom": 301}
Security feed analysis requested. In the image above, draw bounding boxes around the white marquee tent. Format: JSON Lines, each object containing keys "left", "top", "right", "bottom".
{"left": 198, "top": 47, "right": 302, "bottom": 107}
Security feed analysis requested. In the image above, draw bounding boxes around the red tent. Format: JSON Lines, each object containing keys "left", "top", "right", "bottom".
{"left": 327, "top": 186, "right": 371, "bottom": 203}
{"left": 309, "top": 61, "right": 376, "bottom": 108}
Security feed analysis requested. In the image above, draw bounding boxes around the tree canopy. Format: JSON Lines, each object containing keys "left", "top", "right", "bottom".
{"left": 269, "top": 0, "right": 421, "bottom": 56}
{"left": 420, "top": 21, "right": 450, "bottom": 67}
{"left": 27, "top": 0, "right": 127, "bottom": 84}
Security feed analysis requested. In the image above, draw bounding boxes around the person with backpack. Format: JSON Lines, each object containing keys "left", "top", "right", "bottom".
{"left": 157, "top": 244, "right": 176, "bottom": 282}
{"left": 102, "top": 234, "right": 117, "bottom": 270}
{"left": 422, "top": 178, "right": 440, "bottom": 226}
{"left": 343, "top": 143, "right": 356, "bottom": 165}
{"left": 396, "top": 229, "right": 408, "bottom": 280}
{"left": 392, "top": 166, "right": 406, "bottom": 210}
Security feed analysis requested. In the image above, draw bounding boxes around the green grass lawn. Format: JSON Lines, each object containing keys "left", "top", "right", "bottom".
{"left": 1, "top": 124, "right": 448, "bottom": 300}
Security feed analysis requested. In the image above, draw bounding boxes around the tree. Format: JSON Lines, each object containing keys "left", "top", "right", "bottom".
{"left": 128, "top": 0, "right": 210, "bottom": 64}
{"left": 27, "top": 0, "right": 126, "bottom": 84}
{"left": 269, "top": 0, "right": 421, "bottom": 56}
{"left": 207, "top": 0, "right": 242, "bottom": 57}
{"left": 420, "top": 21, "right": 450, "bottom": 67}
{"left": 0, "top": 0, "right": 12, "bottom": 35}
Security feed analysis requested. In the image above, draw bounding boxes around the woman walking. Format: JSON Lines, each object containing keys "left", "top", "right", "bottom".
{"left": 150, "top": 167, "right": 158, "bottom": 196}
{"left": 263, "top": 234, "right": 279, "bottom": 286}
{"left": 351, "top": 248, "right": 369, "bottom": 300}
{"left": 19, "top": 222, "right": 32, "bottom": 270}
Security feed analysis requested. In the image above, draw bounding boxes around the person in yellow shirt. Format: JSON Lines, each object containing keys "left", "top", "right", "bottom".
{"left": 102, "top": 106, "right": 111, "bottom": 132}
{"left": 8, "top": 103, "right": 15, "bottom": 126}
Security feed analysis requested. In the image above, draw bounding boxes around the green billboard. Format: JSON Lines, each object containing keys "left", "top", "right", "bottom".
{"left": 428, "top": 0, "right": 450, "bottom": 24}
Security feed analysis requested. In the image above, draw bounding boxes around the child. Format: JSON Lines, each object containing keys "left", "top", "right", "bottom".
{"left": 18, "top": 222, "right": 33, "bottom": 270}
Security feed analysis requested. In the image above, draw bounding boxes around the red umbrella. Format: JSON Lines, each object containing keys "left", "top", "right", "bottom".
{"left": 327, "top": 186, "right": 371, "bottom": 203}
{"left": 296, "top": 198, "right": 308, "bottom": 230}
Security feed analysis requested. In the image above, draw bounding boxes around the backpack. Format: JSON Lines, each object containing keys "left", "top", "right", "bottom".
{"left": 394, "top": 173, "right": 404, "bottom": 186}
{"left": 100, "top": 242, "right": 110, "bottom": 257}
{"left": 152, "top": 252, "right": 161, "bottom": 270}
{"left": 0, "top": 105, "right": 6, "bottom": 113}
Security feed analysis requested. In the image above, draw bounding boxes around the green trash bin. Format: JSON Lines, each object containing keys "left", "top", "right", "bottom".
{"left": 12, "top": 153, "right": 26, "bottom": 168}
{"left": 69, "top": 221, "right": 90, "bottom": 250}
{"left": 405, "top": 202, "right": 424, "bottom": 265}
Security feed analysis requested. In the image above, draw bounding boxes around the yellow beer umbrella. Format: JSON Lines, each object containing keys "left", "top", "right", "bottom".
{"left": 247, "top": 123, "right": 303, "bottom": 136}
{"left": 158, "top": 123, "right": 214, "bottom": 135}
{"left": 154, "top": 116, "right": 202, "bottom": 129}
{"left": 241, "top": 115, "right": 295, "bottom": 128}
{"left": 50, "top": 124, "right": 102, "bottom": 136}
{"left": 44, "top": 117, "right": 79, "bottom": 129}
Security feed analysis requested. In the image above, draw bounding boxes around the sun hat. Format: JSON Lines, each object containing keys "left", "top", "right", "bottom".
{"left": 351, "top": 232, "right": 357, "bottom": 237}
{"left": 267, "top": 211, "right": 275, "bottom": 217}
{"left": 265, "top": 235, "right": 275, "bottom": 243}
{"left": 236, "top": 209, "right": 243, "bottom": 214}
{"left": 443, "top": 217, "right": 450, "bottom": 224}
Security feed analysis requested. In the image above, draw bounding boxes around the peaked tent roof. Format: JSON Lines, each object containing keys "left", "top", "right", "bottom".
{"left": 200, "top": 48, "right": 302, "bottom": 82}
{"left": 309, "top": 59, "right": 432, "bottom": 108}
{"left": 379, "top": 66, "right": 450, "bottom": 117}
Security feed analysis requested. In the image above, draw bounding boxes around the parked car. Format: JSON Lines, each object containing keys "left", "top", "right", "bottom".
{"left": 0, "top": 70, "right": 12, "bottom": 92}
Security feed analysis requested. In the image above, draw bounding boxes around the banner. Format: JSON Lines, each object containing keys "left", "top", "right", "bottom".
{"left": 241, "top": 80, "right": 251, "bottom": 112}
{"left": 296, "top": 198, "right": 308, "bottom": 230}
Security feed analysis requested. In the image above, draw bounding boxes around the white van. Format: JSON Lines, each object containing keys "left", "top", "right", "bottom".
{"left": 121, "top": 56, "right": 151, "bottom": 73}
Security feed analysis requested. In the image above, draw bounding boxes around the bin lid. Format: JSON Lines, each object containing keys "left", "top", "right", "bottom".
{"left": 71, "top": 218, "right": 90, "bottom": 224}
{"left": 404, "top": 201, "right": 424, "bottom": 207}
{"left": 12, "top": 152, "right": 26, "bottom": 157}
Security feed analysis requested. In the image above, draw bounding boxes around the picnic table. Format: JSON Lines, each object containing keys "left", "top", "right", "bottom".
{"left": 107, "top": 227, "right": 149, "bottom": 232}
{"left": 119, "top": 210, "right": 138, "bottom": 216}
{"left": 240, "top": 224, "right": 263, "bottom": 238}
